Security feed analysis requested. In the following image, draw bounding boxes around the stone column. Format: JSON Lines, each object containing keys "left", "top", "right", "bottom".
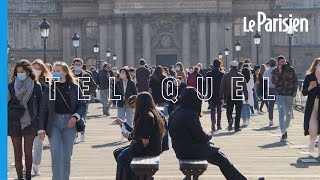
{"left": 62, "top": 19, "right": 72, "bottom": 62}
{"left": 21, "top": 19, "right": 27, "bottom": 48}
{"left": 210, "top": 14, "right": 219, "bottom": 62}
{"left": 126, "top": 14, "right": 135, "bottom": 67}
{"left": 182, "top": 14, "right": 190, "bottom": 67}
{"left": 143, "top": 14, "right": 151, "bottom": 64}
{"left": 99, "top": 16, "right": 108, "bottom": 65}
{"left": 113, "top": 14, "right": 123, "bottom": 67}
{"left": 198, "top": 13, "right": 207, "bottom": 67}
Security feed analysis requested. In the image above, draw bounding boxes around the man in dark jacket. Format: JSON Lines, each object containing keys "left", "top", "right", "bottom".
{"left": 220, "top": 61, "right": 248, "bottom": 132}
{"left": 97, "top": 62, "right": 114, "bottom": 116}
{"left": 206, "top": 59, "right": 224, "bottom": 132}
{"left": 272, "top": 55, "right": 298, "bottom": 142}
{"left": 136, "top": 59, "right": 151, "bottom": 92}
{"left": 169, "top": 87, "right": 246, "bottom": 180}
{"left": 73, "top": 58, "right": 98, "bottom": 142}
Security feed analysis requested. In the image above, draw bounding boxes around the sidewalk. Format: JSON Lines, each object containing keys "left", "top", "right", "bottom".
{"left": 7, "top": 103, "right": 320, "bottom": 180}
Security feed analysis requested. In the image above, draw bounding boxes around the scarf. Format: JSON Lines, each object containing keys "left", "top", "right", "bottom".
{"left": 14, "top": 77, "right": 34, "bottom": 130}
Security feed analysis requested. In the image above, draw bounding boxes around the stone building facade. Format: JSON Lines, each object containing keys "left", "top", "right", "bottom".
{"left": 8, "top": 0, "right": 320, "bottom": 78}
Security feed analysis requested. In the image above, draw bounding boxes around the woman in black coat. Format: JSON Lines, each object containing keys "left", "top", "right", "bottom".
{"left": 302, "top": 58, "right": 320, "bottom": 156}
{"left": 8, "top": 60, "right": 42, "bottom": 180}
{"left": 169, "top": 87, "right": 246, "bottom": 180}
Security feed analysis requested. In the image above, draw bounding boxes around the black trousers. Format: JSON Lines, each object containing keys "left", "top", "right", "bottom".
{"left": 226, "top": 99, "right": 243, "bottom": 130}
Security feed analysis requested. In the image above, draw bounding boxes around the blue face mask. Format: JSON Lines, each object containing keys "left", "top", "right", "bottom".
{"left": 74, "top": 66, "right": 81, "bottom": 72}
{"left": 52, "top": 72, "right": 63, "bottom": 81}
{"left": 17, "top": 73, "right": 27, "bottom": 81}
{"left": 131, "top": 72, "right": 136, "bottom": 77}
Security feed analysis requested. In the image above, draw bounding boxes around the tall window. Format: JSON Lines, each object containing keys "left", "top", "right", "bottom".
{"left": 32, "top": 21, "right": 42, "bottom": 49}
{"left": 85, "top": 21, "right": 98, "bottom": 50}
{"left": 8, "top": 21, "right": 14, "bottom": 48}
{"left": 234, "top": 18, "right": 246, "bottom": 37}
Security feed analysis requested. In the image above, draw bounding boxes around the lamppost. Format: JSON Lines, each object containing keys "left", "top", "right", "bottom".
{"left": 7, "top": 43, "right": 10, "bottom": 55}
{"left": 224, "top": 26, "right": 231, "bottom": 48}
{"left": 39, "top": 18, "right": 50, "bottom": 63}
{"left": 93, "top": 42, "right": 100, "bottom": 70}
{"left": 218, "top": 52, "right": 223, "bottom": 59}
{"left": 253, "top": 30, "right": 261, "bottom": 65}
{"left": 287, "top": 17, "right": 294, "bottom": 65}
{"left": 235, "top": 40, "right": 241, "bottom": 62}
{"left": 224, "top": 46, "right": 230, "bottom": 67}
{"left": 112, "top": 52, "right": 117, "bottom": 67}
{"left": 106, "top": 48, "right": 112, "bottom": 64}
{"left": 72, "top": 33, "right": 80, "bottom": 58}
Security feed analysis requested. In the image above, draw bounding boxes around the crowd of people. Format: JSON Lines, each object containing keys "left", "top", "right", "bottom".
{"left": 7, "top": 55, "right": 320, "bottom": 180}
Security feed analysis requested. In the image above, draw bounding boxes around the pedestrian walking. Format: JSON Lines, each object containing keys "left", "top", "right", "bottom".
{"left": 241, "top": 67, "right": 254, "bottom": 127}
{"left": 263, "top": 59, "right": 277, "bottom": 127}
{"left": 114, "top": 68, "right": 137, "bottom": 128}
{"left": 175, "top": 62, "right": 186, "bottom": 83}
{"left": 136, "top": 59, "right": 150, "bottom": 92}
{"left": 97, "top": 63, "right": 114, "bottom": 116}
{"left": 206, "top": 59, "right": 224, "bottom": 132}
{"left": 272, "top": 55, "right": 298, "bottom": 142}
{"left": 8, "top": 59, "right": 42, "bottom": 180}
{"left": 169, "top": 87, "right": 247, "bottom": 180}
{"left": 38, "top": 61, "right": 87, "bottom": 180}
{"left": 257, "top": 64, "right": 269, "bottom": 113}
{"left": 31, "top": 59, "right": 52, "bottom": 176}
{"left": 302, "top": 58, "right": 320, "bottom": 157}
{"left": 220, "top": 61, "right": 248, "bottom": 132}
{"left": 72, "top": 58, "right": 98, "bottom": 142}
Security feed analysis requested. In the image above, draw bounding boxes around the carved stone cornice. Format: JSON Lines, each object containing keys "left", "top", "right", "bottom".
{"left": 197, "top": 13, "right": 208, "bottom": 22}
{"left": 124, "top": 14, "right": 134, "bottom": 24}
{"left": 113, "top": 14, "right": 123, "bottom": 24}
{"left": 142, "top": 14, "right": 152, "bottom": 24}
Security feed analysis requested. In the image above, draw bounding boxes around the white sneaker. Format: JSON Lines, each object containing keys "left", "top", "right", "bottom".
{"left": 242, "top": 121, "right": 248, "bottom": 127}
{"left": 80, "top": 134, "right": 85, "bottom": 142}
{"left": 269, "top": 120, "right": 274, "bottom": 127}
{"left": 33, "top": 165, "right": 41, "bottom": 176}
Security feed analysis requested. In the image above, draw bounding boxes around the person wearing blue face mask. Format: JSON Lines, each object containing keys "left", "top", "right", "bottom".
{"left": 8, "top": 59, "right": 42, "bottom": 180}
{"left": 38, "top": 61, "right": 87, "bottom": 180}
{"left": 72, "top": 58, "right": 98, "bottom": 143}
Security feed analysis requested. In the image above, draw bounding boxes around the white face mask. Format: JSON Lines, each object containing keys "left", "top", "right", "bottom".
{"left": 189, "top": 69, "right": 194, "bottom": 73}
{"left": 317, "top": 66, "right": 320, "bottom": 73}
{"left": 175, "top": 66, "right": 180, "bottom": 71}
{"left": 35, "top": 70, "right": 42, "bottom": 76}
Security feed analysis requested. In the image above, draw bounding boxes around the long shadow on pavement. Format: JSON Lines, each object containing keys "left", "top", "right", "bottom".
{"left": 258, "top": 142, "right": 287, "bottom": 149}
{"left": 252, "top": 126, "right": 279, "bottom": 132}
{"left": 91, "top": 141, "right": 128, "bottom": 148}
{"left": 290, "top": 156, "right": 320, "bottom": 168}
{"left": 213, "top": 131, "right": 236, "bottom": 137}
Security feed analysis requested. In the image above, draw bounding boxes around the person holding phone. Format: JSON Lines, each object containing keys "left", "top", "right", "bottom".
{"left": 302, "top": 58, "right": 320, "bottom": 159}
{"left": 38, "top": 61, "right": 87, "bottom": 180}
{"left": 272, "top": 55, "right": 298, "bottom": 142}
{"left": 112, "top": 92, "right": 166, "bottom": 179}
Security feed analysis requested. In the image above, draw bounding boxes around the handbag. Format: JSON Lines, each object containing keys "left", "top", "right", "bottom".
{"left": 8, "top": 87, "right": 25, "bottom": 122}
{"left": 56, "top": 87, "right": 86, "bottom": 132}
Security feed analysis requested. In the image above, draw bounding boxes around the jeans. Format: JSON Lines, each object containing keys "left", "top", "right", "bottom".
{"left": 118, "top": 106, "right": 134, "bottom": 128}
{"left": 80, "top": 101, "right": 89, "bottom": 135}
{"left": 210, "top": 102, "right": 222, "bottom": 130}
{"left": 267, "top": 88, "right": 276, "bottom": 121}
{"left": 226, "top": 99, "right": 243, "bottom": 130}
{"left": 49, "top": 113, "right": 77, "bottom": 180}
{"left": 207, "top": 150, "right": 246, "bottom": 180}
{"left": 33, "top": 136, "right": 43, "bottom": 166}
{"left": 241, "top": 104, "right": 251, "bottom": 122}
{"left": 163, "top": 102, "right": 169, "bottom": 117}
{"left": 276, "top": 95, "right": 294, "bottom": 134}
{"left": 100, "top": 89, "right": 112, "bottom": 114}
{"left": 114, "top": 146, "right": 136, "bottom": 179}
{"left": 253, "top": 87, "right": 259, "bottom": 110}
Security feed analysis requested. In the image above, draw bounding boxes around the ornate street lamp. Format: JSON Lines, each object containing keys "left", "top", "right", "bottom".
{"left": 39, "top": 18, "right": 50, "bottom": 63}
{"left": 224, "top": 46, "right": 230, "bottom": 67}
{"left": 72, "top": 33, "right": 80, "bottom": 58}
{"left": 93, "top": 42, "right": 100, "bottom": 70}
{"left": 253, "top": 30, "right": 261, "bottom": 65}
{"left": 112, "top": 52, "right": 117, "bottom": 67}
{"left": 287, "top": 17, "right": 294, "bottom": 65}
{"left": 235, "top": 40, "right": 241, "bottom": 62}
{"left": 218, "top": 52, "right": 223, "bottom": 59}
{"left": 106, "top": 48, "right": 112, "bottom": 64}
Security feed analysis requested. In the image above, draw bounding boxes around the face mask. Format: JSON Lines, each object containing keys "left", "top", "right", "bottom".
{"left": 53, "top": 72, "right": 63, "bottom": 81}
{"left": 281, "top": 64, "right": 287, "bottom": 71}
{"left": 120, "top": 73, "right": 126, "bottom": 79}
{"left": 35, "top": 70, "right": 42, "bottom": 77}
{"left": 131, "top": 72, "right": 136, "bottom": 77}
{"left": 189, "top": 69, "right": 194, "bottom": 73}
{"left": 317, "top": 66, "right": 320, "bottom": 73}
{"left": 175, "top": 66, "right": 180, "bottom": 71}
{"left": 17, "top": 73, "right": 27, "bottom": 81}
{"left": 74, "top": 66, "right": 81, "bottom": 72}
